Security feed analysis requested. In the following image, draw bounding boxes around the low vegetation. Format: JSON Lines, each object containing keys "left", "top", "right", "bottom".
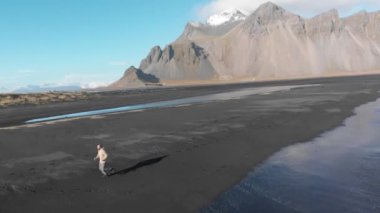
{"left": 0, "top": 92, "right": 89, "bottom": 107}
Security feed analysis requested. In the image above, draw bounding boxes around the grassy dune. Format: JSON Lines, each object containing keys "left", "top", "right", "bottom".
{"left": 0, "top": 92, "right": 89, "bottom": 107}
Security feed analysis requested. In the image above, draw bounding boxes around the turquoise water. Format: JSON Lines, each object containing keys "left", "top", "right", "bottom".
{"left": 25, "top": 85, "right": 310, "bottom": 124}
{"left": 203, "top": 98, "right": 380, "bottom": 212}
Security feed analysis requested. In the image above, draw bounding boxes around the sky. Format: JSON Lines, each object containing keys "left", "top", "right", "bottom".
{"left": 0, "top": 0, "right": 379, "bottom": 92}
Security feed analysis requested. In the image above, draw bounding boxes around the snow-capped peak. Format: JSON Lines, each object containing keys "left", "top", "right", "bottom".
{"left": 206, "top": 9, "right": 247, "bottom": 26}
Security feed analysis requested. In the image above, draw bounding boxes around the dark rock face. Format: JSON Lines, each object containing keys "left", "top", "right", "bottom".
{"left": 107, "top": 66, "right": 160, "bottom": 90}
{"left": 139, "top": 42, "right": 217, "bottom": 80}
{"left": 134, "top": 68, "right": 160, "bottom": 84}
{"left": 121, "top": 66, "right": 159, "bottom": 83}
{"left": 242, "top": 2, "right": 305, "bottom": 36}
{"left": 140, "top": 46, "right": 162, "bottom": 70}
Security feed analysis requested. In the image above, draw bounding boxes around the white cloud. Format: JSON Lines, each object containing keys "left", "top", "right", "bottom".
{"left": 58, "top": 73, "right": 114, "bottom": 89}
{"left": 80, "top": 82, "right": 110, "bottom": 89}
{"left": 198, "top": 0, "right": 380, "bottom": 19}
{"left": 0, "top": 70, "right": 121, "bottom": 93}
{"left": 0, "top": 70, "right": 37, "bottom": 92}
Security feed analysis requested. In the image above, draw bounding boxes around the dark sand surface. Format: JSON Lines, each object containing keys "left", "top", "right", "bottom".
{"left": 1, "top": 75, "right": 380, "bottom": 212}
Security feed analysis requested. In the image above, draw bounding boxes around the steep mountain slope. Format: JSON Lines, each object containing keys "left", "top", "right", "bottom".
{"left": 139, "top": 9, "right": 248, "bottom": 81}
{"left": 113, "top": 1, "right": 380, "bottom": 88}
{"left": 139, "top": 42, "right": 217, "bottom": 80}
{"left": 206, "top": 3, "right": 380, "bottom": 79}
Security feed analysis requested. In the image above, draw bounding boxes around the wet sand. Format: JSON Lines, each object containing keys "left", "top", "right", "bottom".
{"left": 203, "top": 98, "right": 380, "bottom": 212}
{"left": 1, "top": 75, "right": 380, "bottom": 212}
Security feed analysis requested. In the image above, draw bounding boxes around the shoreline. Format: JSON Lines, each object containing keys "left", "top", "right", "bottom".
{"left": 1, "top": 75, "right": 380, "bottom": 212}
{"left": 2, "top": 72, "right": 380, "bottom": 110}
{"left": 1, "top": 74, "right": 380, "bottom": 128}
{"left": 202, "top": 97, "right": 380, "bottom": 212}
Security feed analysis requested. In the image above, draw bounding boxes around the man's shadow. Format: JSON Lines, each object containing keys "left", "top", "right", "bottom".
{"left": 108, "top": 155, "right": 168, "bottom": 176}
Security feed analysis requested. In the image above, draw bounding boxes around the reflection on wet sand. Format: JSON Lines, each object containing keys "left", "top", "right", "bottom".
{"left": 204, "top": 98, "right": 380, "bottom": 213}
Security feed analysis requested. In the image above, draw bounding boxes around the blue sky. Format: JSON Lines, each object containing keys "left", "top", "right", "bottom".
{"left": 0, "top": 0, "right": 378, "bottom": 92}
{"left": 0, "top": 0, "right": 208, "bottom": 91}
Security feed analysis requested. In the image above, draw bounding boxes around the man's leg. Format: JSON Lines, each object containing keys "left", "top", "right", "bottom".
{"left": 99, "top": 161, "right": 107, "bottom": 176}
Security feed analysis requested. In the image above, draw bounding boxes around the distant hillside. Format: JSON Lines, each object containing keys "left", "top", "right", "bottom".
{"left": 11, "top": 84, "right": 82, "bottom": 93}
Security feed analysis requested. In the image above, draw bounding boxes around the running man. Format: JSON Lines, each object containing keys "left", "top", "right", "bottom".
{"left": 94, "top": 144, "right": 108, "bottom": 176}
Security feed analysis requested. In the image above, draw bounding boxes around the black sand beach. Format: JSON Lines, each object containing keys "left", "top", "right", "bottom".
{"left": 1, "top": 75, "right": 380, "bottom": 212}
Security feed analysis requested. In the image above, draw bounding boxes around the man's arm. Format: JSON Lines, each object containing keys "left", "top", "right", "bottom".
{"left": 93, "top": 153, "right": 99, "bottom": 161}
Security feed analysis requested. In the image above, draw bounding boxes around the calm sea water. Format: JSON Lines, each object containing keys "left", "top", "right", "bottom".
{"left": 202, "top": 98, "right": 380, "bottom": 213}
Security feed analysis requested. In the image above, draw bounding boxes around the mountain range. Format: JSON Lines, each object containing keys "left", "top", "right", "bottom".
{"left": 10, "top": 84, "right": 82, "bottom": 94}
{"left": 109, "top": 2, "right": 380, "bottom": 89}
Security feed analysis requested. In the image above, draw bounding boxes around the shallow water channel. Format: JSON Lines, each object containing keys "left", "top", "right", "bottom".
{"left": 25, "top": 85, "right": 312, "bottom": 124}
{"left": 203, "top": 98, "right": 380, "bottom": 212}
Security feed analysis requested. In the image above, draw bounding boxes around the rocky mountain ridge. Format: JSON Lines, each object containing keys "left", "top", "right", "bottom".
{"left": 109, "top": 2, "right": 380, "bottom": 89}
